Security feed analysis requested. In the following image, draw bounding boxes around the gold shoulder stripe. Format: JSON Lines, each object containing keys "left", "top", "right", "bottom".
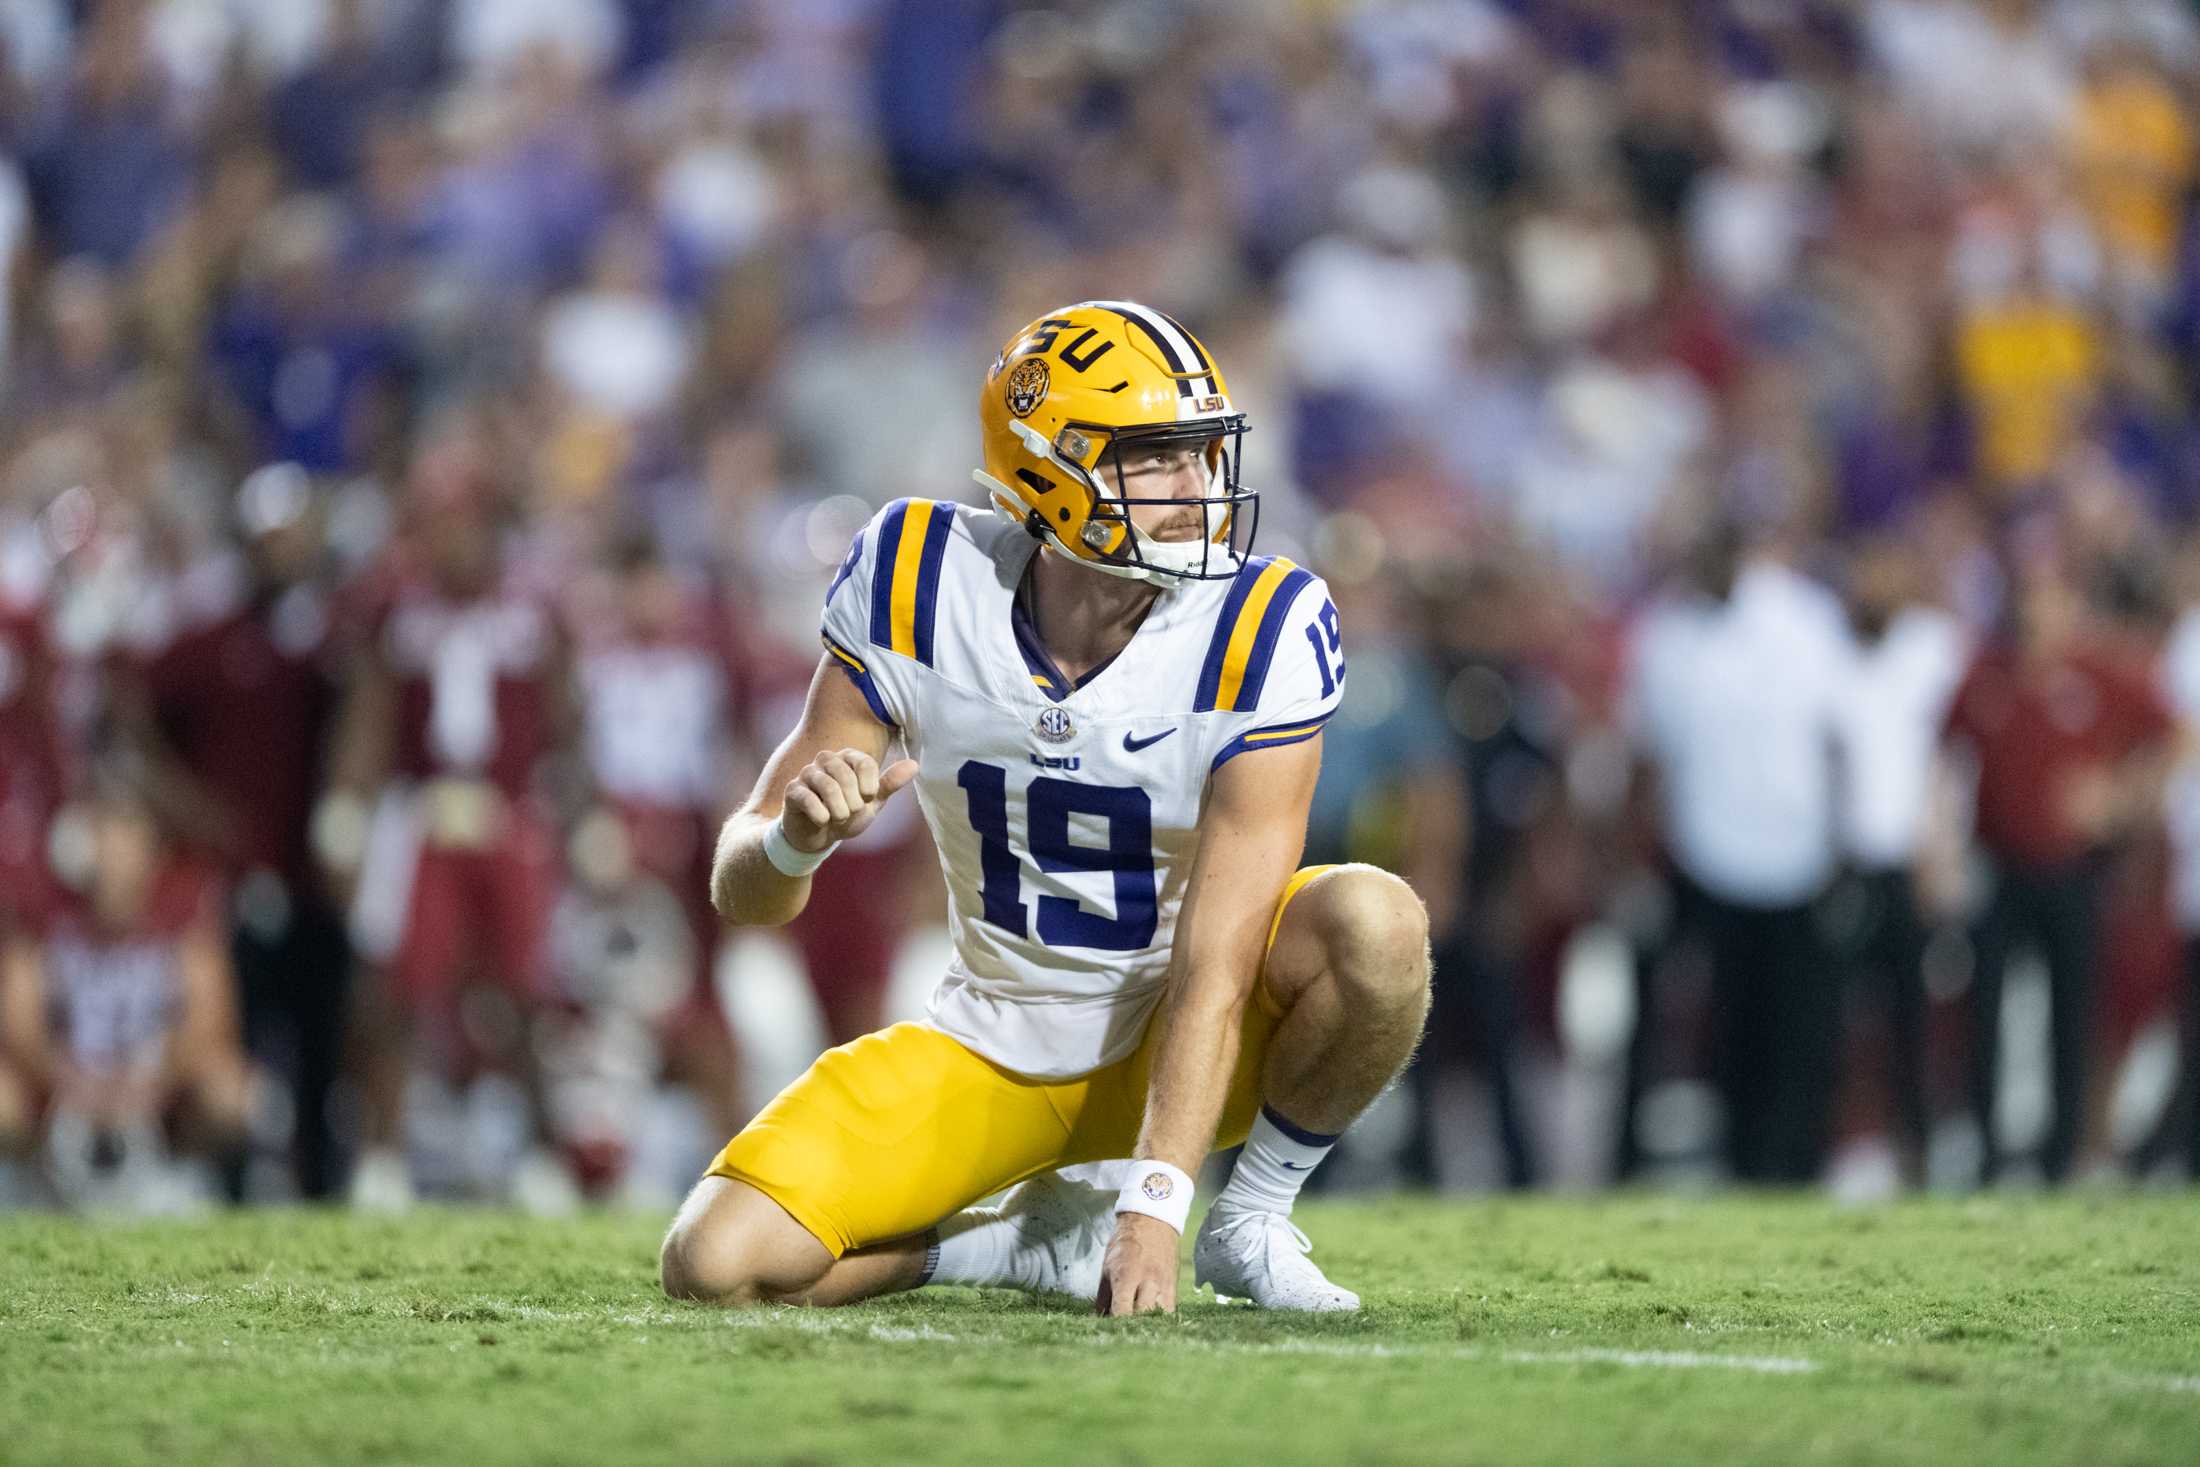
{"left": 888, "top": 499, "right": 937, "bottom": 660}
{"left": 1241, "top": 720, "right": 1326, "bottom": 744}
{"left": 1213, "top": 558, "right": 1297, "bottom": 712}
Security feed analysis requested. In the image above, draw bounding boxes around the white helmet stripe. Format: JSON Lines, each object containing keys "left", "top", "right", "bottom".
{"left": 1130, "top": 302, "right": 1217, "bottom": 397}
{"left": 1154, "top": 308, "right": 1217, "bottom": 382}
{"left": 1082, "top": 299, "right": 1216, "bottom": 398}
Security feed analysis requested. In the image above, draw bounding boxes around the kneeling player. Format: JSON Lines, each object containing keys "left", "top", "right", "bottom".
{"left": 0, "top": 784, "right": 252, "bottom": 1205}
{"left": 662, "top": 303, "right": 1429, "bottom": 1314}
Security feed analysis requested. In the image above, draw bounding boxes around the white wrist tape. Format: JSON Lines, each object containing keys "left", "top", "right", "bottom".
{"left": 762, "top": 816, "right": 837, "bottom": 878}
{"left": 1115, "top": 1160, "right": 1196, "bottom": 1235}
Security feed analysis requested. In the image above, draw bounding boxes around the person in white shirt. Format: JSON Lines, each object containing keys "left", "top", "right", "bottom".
{"left": 1833, "top": 537, "right": 1971, "bottom": 1182}
{"left": 1624, "top": 519, "right": 1853, "bottom": 1183}
{"left": 2156, "top": 589, "right": 2200, "bottom": 1180}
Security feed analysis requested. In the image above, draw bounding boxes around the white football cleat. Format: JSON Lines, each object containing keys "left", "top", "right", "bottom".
{"left": 998, "top": 1169, "right": 1117, "bottom": 1302}
{"left": 347, "top": 1147, "right": 416, "bottom": 1214}
{"left": 1193, "top": 1205, "right": 1361, "bottom": 1312}
{"left": 509, "top": 1147, "right": 583, "bottom": 1218}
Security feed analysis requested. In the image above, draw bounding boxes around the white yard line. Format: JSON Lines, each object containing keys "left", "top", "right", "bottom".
{"left": 386, "top": 1298, "right": 2200, "bottom": 1397}
{"left": 1499, "top": 1347, "right": 1816, "bottom": 1375}
{"left": 1145, "top": 1336, "right": 1819, "bottom": 1375}
{"left": 863, "top": 1324, "right": 966, "bottom": 1344}
{"left": 850, "top": 1319, "right": 1822, "bottom": 1375}
{"left": 2094, "top": 1371, "right": 2200, "bottom": 1397}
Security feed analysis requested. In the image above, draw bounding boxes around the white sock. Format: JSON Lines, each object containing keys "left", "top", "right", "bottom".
{"left": 1215, "top": 1105, "right": 1338, "bottom": 1216}
{"left": 923, "top": 1208, "right": 1025, "bottom": 1288}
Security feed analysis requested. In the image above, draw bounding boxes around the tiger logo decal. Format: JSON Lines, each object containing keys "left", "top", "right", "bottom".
{"left": 1004, "top": 356, "right": 1050, "bottom": 418}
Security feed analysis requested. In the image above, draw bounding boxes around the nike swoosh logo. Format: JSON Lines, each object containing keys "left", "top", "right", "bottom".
{"left": 1122, "top": 728, "right": 1177, "bottom": 753}
{"left": 1280, "top": 1161, "right": 1316, "bottom": 1171}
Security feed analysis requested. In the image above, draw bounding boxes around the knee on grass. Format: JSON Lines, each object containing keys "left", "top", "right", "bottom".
{"left": 659, "top": 1183, "right": 827, "bottom": 1307}
{"left": 659, "top": 1225, "right": 763, "bottom": 1306}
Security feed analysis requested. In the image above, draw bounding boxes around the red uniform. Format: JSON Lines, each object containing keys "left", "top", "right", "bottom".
{"left": 0, "top": 600, "right": 66, "bottom": 926}
{"left": 36, "top": 864, "right": 220, "bottom": 1075}
{"left": 1944, "top": 643, "right": 2174, "bottom": 870}
{"left": 355, "top": 568, "right": 567, "bottom": 1008}
{"left": 576, "top": 591, "right": 733, "bottom": 984}
{"left": 139, "top": 589, "right": 338, "bottom": 886}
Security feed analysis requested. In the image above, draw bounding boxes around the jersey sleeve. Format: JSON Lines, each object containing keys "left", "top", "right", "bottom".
{"left": 818, "top": 497, "right": 958, "bottom": 731}
{"left": 1205, "top": 564, "right": 1348, "bottom": 771}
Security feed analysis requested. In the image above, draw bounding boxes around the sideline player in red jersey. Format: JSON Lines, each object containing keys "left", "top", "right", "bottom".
{"left": 0, "top": 781, "right": 252, "bottom": 1205}
{"left": 570, "top": 531, "right": 743, "bottom": 1140}
{"left": 0, "top": 584, "right": 66, "bottom": 932}
{"left": 318, "top": 439, "right": 577, "bottom": 1211}
{"left": 114, "top": 465, "right": 352, "bottom": 1199}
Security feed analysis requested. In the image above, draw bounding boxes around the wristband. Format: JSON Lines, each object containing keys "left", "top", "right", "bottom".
{"left": 762, "top": 815, "right": 837, "bottom": 878}
{"left": 1115, "top": 1160, "right": 1196, "bottom": 1235}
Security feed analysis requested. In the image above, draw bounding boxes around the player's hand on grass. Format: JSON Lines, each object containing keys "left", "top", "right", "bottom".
{"left": 1097, "top": 1211, "right": 1178, "bottom": 1316}
{"left": 781, "top": 749, "right": 919, "bottom": 852}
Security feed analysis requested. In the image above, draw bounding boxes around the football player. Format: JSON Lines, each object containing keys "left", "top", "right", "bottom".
{"left": 0, "top": 779, "right": 252, "bottom": 1206}
{"left": 321, "top": 439, "right": 578, "bottom": 1211}
{"left": 661, "top": 302, "right": 1430, "bottom": 1314}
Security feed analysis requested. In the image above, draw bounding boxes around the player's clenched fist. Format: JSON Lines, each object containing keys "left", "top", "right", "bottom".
{"left": 780, "top": 749, "right": 919, "bottom": 851}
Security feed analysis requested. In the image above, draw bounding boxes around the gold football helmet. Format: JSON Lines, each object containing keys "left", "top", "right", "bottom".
{"left": 975, "top": 300, "right": 1255, "bottom": 583}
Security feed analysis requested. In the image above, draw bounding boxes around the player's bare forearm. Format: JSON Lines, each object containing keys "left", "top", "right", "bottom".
{"left": 1106, "top": 736, "right": 1322, "bottom": 1317}
{"left": 709, "top": 652, "right": 910, "bottom": 927}
{"left": 1130, "top": 734, "right": 1323, "bottom": 1173}
{"left": 1133, "top": 984, "right": 1248, "bottom": 1173}
{"left": 1101, "top": 990, "right": 1245, "bottom": 1316}
{"left": 709, "top": 810, "right": 815, "bottom": 927}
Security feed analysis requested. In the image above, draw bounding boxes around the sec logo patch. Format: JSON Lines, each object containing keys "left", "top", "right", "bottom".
{"left": 1140, "top": 1171, "right": 1174, "bottom": 1202}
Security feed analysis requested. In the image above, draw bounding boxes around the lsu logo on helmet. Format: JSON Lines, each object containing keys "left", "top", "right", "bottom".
{"left": 974, "top": 301, "right": 1258, "bottom": 584}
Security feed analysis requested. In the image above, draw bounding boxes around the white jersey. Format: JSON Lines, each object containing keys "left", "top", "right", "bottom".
{"left": 822, "top": 498, "right": 1344, "bottom": 1079}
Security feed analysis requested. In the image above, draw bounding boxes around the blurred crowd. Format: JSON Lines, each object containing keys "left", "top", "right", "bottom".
{"left": 6, "top": 0, "right": 2200, "bottom": 1211}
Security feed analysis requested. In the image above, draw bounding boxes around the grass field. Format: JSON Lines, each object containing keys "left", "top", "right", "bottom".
{"left": 4, "top": 1194, "right": 2198, "bottom": 1465}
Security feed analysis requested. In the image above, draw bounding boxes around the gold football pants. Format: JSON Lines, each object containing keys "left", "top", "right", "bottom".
{"left": 706, "top": 865, "right": 1336, "bottom": 1255}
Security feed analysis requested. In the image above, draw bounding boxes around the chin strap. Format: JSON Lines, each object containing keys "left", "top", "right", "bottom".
{"left": 1003, "top": 418, "right": 1237, "bottom": 579}
{"left": 978, "top": 409, "right": 1241, "bottom": 582}
{"left": 972, "top": 468, "right": 1160, "bottom": 583}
